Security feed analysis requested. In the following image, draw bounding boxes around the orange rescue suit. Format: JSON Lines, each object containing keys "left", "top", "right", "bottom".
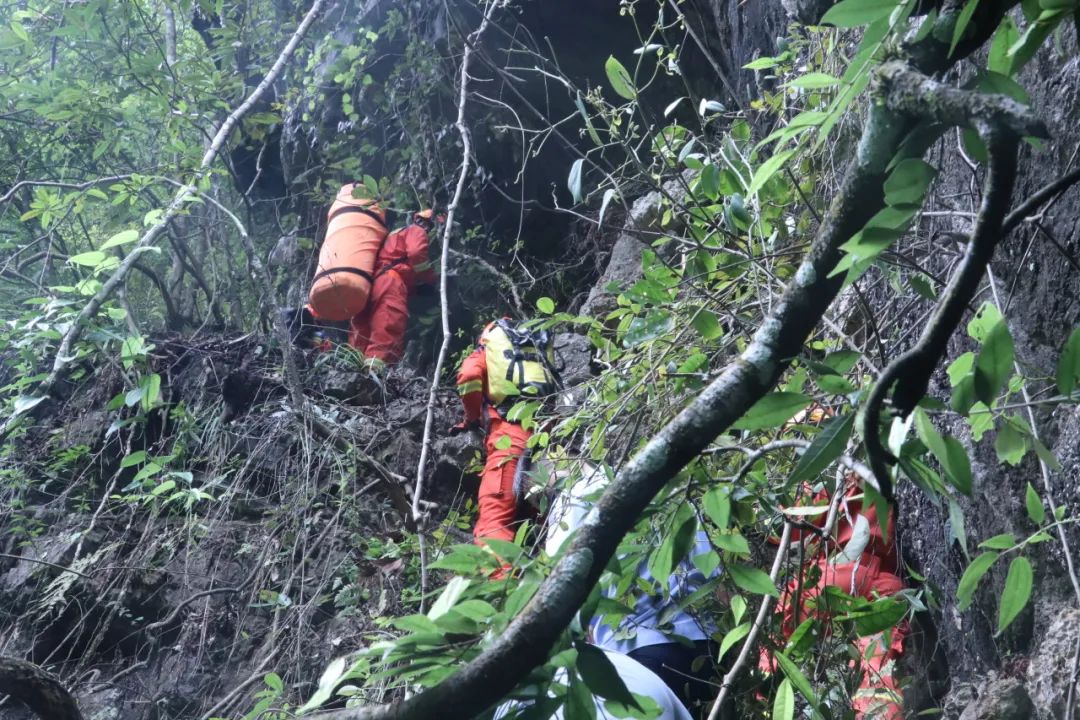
{"left": 348, "top": 218, "right": 436, "bottom": 364}
{"left": 455, "top": 340, "right": 532, "bottom": 543}
{"left": 762, "top": 481, "right": 906, "bottom": 719}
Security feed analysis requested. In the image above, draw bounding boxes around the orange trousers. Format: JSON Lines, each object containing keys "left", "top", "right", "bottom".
{"left": 763, "top": 557, "right": 906, "bottom": 719}
{"left": 349, "top": 271, "right": 408, "bottom": 363}
{"left": 474, "top": 417, "right": 532, "bottom": 543}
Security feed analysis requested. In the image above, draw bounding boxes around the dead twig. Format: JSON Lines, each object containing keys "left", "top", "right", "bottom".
{"left": 707, "top": 521, "right": 793, "bottom": 720}
{"left": 411, "top": 0, "right": 499, "bottom": 613}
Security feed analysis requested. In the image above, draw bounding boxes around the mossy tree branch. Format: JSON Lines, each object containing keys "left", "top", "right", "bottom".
{"left": 0, "top": 656, "right": 84, "bottom": 720}
{"left": 861, "top": 67, "right": 1046, "bottom": 501}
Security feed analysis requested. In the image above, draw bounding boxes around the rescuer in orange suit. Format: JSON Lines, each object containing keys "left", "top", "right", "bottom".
{"left": 760, "top": 409, "right": 906, "bottom": 719}
{"left": 452, "top": 324, "right": 533, "bottom": 545}
{"left": 347, "top": 210, "right": 437, "bottom": 365}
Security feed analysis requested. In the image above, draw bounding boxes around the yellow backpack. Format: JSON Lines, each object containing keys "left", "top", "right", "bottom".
{"left": 483, "top": 319, "right": 560, "bottom": 409}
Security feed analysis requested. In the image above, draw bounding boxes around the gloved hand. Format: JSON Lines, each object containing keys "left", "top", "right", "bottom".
{"left": 449, "top": 421, "right": 480, "bottom": 437}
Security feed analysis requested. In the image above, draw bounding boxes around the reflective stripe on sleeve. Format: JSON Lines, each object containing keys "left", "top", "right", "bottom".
{"left": 458, "top": 380, "right": 483, "bottom": 395}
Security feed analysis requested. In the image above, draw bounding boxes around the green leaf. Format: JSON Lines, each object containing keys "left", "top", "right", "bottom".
{"left": 693, "top": 550, "right": 722, "bottom": 577}
{"left": 575, "top": 92, "right": 603, "bottom": 146}
{"left": 1025, "top": 483, "right": 1045, "bottom": 524}
{"left": 909, "top": 273, "right": 937, "bottom": 300}
{"left": 264, "top": 672, "right": 284, "bottom": 693}
{"left": 967, "top": 302, "right": 1003, "bottom": 342}
{"left": 732, "top": 392, "right": 812, "bottom": 431}
{"left": 151, "top": 479, "right": 176, "bottom": 496}
{"left": 568, "top": 159, "right": 585, "bottom": 203}
{"left": 362, "top": 175, "right": 379, "bottom": 197}
{"left": 568, "top": 670, "right": 598, "bottom": 720}
{"left": 957, "top": 551, "right": 999, "bottom": 610}
{"left": 748, "top": 149, "right": 795, "bottom": 196}
{"left": 298, "top": 657, "right": 347, "bottom": 713}
{"left": 950, "top": 0, "right": 981, "bottom": 55}
{"left": 979, "top": 533, "right": 1018, "bottom": 550}
{"left": 427, "top": 576, "right": 471, "bottom": 620}
{"left": 729, "top": 564, "right": 779, "bottom": 597}
{"left": 68, "top": 250, "right": 107, "bottom": 267}
{"left": 101, "top": 229, "right": 139, "bottom": 250}
{"left": 649, "top": 505, "right": 697, "bottom": 581}
{"left": 1008, "top": 10, "right": 1066, "bottom": 73}
{"left": 977, "top": 70, "right": 1031, "bottom": 105}
{"left": 623, "top": 311, "right": 673, "bottom": 347}
{"left": 997, "top": 556, "right": 1033, "bottom": 634}
{"left": 577, "top": 643, "right": 641, "bottom": 709}
{"left": 133, "top": 462, "right": 163, "bottom": 482}
{"left": 743, "top": 55, "right": 783, "bottom": 70}
{"left": 714, "top": 532, "right": 751, "bottom": 555}
{"left": 698, "top": 164, "right": 720, "bottom": 201}
{"left": 845, "top": 597, "right": 909, "bottom": 636}
{"left": 718, "top": 622, "right": 750, "bottom": 661}
{"left": 820, "top": 0, "right": 900, "bottom": 27}
{"left": 1055, "top": 328, "right": 1080, "bottom": 395}
{"left": 829, "top": 227, "right": 902, "bottom": 279}
{"left": 884, "top": 159, "right": 937, "bottom": 206}
{"left": 774, "top": 651, "right": 818, "bottom": 707}
{"left": 10, "top": 19, "right": 29, "bottom": 41}
{"left": 914, "top": 409, "right": 972, "bottom": 494}
{"left": 786, "top": 72, "right": 840, "bottom": 89}
{"left": 121, "top": 451, "right": 147, "bottom": 468}
{"left": 604, "top": 55, "right": 637, "bottom": 100}
{"left": 789, "top": 413, "right": 855, "bottom": 484}
{"left": 988, "top": 16, "right": 1021, "bottom": 74}
{"left": 140, "top": 373, "right": 161, "bottom": 412}
{"left": 974, "top": 319, "right": 1014, "bottom": 404}
{"left": 943, "top": 436, "right": 973, "bottom": 495}
{"left": 537, "top": 297, "right": 555, "bottom": 314}
{"left": 702, "top": 486, "right": 731, "bottom": 529}
{"left": 453, "top": 599, "right": 497, "bottom": 621}
{"left": 946, "top": 351, "right": 975, "bottom": 385}
{"left": 495, "top": 434, "right": 513, "bottom": 451}
{"left": 691, "top": 309, "right": 724, "bottom": 341}
{"left": 772, "top": 678, "right": 795, "bottom": 720}
{"left": 995, "top": 416, "right": 1029, "bottom": 466}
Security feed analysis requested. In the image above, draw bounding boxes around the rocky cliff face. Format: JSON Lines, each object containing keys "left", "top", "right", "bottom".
{"left": 895, "top": 43, "right": 1080, "bottom": 718}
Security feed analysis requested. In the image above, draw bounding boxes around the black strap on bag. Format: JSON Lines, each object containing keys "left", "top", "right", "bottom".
{"left": 311, "top": 266, "right": 374, "bottom": 284}
{"left": 327, "top": 204, "right": 388, "bottom": 231}
{"left": 496, "top": 319, "right": 557, "bottom": 393}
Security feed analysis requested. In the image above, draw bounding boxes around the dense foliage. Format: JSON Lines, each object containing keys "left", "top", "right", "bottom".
{"left": 2, "top": 1, "right": 1080, "bottom": 719}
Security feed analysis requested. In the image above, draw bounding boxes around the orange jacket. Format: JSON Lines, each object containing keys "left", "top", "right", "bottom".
{"left": 376, "top": 223, "right": 436, "bottom": 289}
{"left": 456, "top": 344, "right": 490, "bottom": 425}
{"left": 787, "top": 478, "right": 898, "bottom": 574}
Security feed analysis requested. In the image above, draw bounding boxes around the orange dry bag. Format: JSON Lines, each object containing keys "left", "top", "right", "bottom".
{"left": 308, "top": 184, "right": 388, "bottom": 321}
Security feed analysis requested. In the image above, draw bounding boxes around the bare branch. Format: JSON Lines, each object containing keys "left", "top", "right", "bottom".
{"left": 410, "top": 1, "right": 500, "bottom": 613}
{"left": 0, "top": 175, "right": 133, "bottom": 205}
{"left": 707, "top": 521, "right": 793, "bottom": 720}
{"left": 862, "top": 124, "right": 1022, "bottom": 502}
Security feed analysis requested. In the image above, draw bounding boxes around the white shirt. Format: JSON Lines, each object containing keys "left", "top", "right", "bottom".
{"left": 545, "top": 465, "right": 719, "bottom": 654}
